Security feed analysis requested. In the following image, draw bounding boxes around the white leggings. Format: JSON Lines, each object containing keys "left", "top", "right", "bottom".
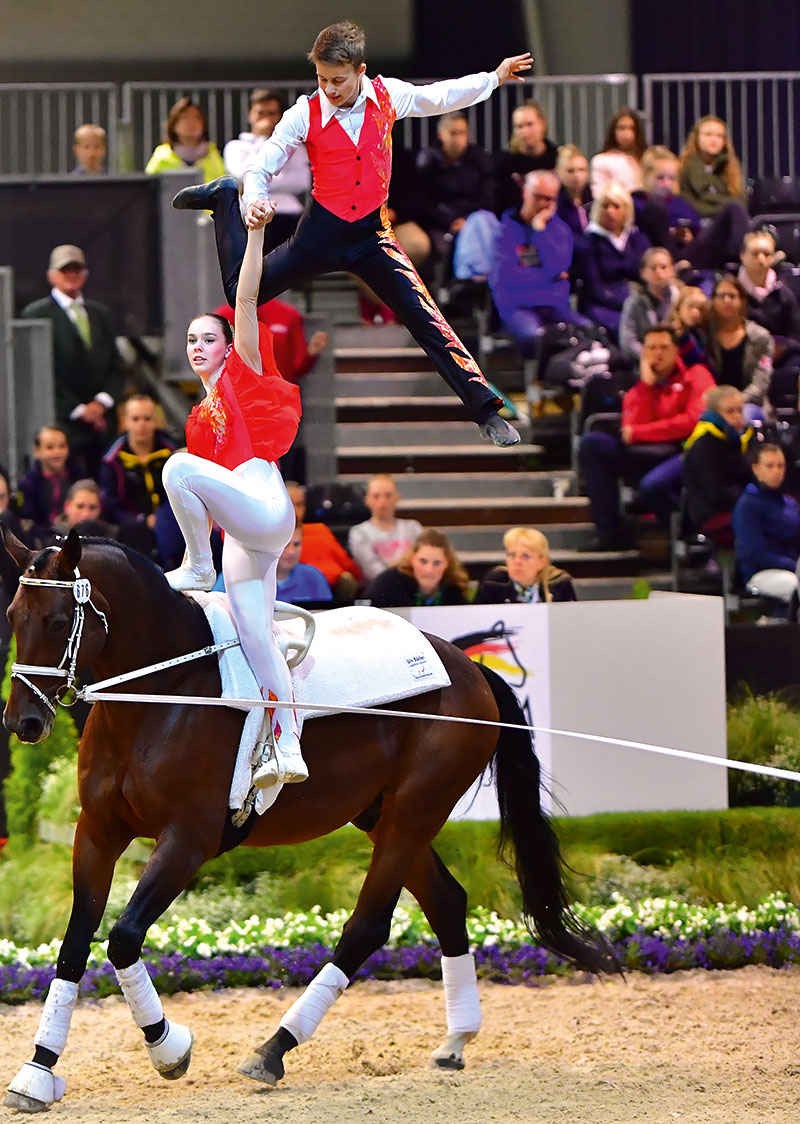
{"left": 162, "top": 453, "right": 297, "bottom": 739}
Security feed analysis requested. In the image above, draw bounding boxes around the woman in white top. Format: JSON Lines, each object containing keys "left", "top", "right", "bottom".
{"left": 590, "top": 106, "right": 646, "bottom": 196}
{"left": 348, "top": 474, "right": 423, "bottom": 582}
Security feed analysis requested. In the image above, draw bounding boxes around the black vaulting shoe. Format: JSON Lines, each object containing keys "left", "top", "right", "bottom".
{"left": 172, "top": 174, "right": 239, "bottom": 211}
{"left": 478, "top": 412, "right": 521, "bottom": 447}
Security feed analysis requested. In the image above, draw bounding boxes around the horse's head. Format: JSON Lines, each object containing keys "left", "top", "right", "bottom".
{"left": 2, "top": 526, "right": 110, "bottom": 742}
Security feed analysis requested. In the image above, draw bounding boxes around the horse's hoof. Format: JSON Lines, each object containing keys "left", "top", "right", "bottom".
{"left": 146, "top": 1020, "right": 193, "bottom": 1079}
{"left": 431, "top": 1052, "right": 465, "bottom": 1071}
{"left": 5, "top": 1062, "right": 66, "bottom": 1111}
{"left": 237, "top": 1054, "right": 280, "bottom": 1086}
{"left": 3, "top": 1090, "right": 51, "bottom": 1113}
{"left": 430, "top": 1030, "right": 477, "bottom": 1071}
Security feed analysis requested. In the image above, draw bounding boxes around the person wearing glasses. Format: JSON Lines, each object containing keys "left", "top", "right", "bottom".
{"left": 488, "top": 170, "right": 590, "bottom": 358}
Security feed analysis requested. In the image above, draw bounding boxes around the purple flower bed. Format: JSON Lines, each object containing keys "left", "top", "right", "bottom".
{"left": 5, "top": 930, "right": 800, "bottom": 1005}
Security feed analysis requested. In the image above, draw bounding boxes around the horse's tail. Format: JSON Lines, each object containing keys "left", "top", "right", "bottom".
{"left": 477, "top": 663, "right": 620, "bottom": 976}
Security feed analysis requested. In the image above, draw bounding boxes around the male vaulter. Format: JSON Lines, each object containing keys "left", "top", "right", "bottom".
{"left": 174, "top": 21, "right": 532, "bottom": 446}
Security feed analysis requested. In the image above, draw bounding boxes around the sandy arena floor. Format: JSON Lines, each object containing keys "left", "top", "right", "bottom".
{"left": 3, "top": 968, "right": 800, "bottom": 1123}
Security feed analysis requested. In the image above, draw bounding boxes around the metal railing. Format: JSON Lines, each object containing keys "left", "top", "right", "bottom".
{"left": 0, "top": 84, "right": 118, "bottom": 176}
{"left": 642, "top": 71, "right": 800, "bottom": 178}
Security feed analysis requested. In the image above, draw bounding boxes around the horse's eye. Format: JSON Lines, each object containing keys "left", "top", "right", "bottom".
{"left": 49, "top": 617, "right": 69, "bottom": 636}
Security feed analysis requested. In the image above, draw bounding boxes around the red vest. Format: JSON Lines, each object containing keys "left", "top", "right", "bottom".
{"left": 185, "top": 347, "right": 301, "bottom": 471}
{"left": 306, "top": 76, "right": 396, "bottom": 222}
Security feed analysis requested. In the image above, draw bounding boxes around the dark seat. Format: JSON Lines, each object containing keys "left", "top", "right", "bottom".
{"left": 748, "top": 176, "right": 800, "bottom": 215}
{"left": 751, "top": 215, "right": 800, "bottom": 265}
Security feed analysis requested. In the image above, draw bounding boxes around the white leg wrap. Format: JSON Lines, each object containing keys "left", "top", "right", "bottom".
{"left": 115, "top": 959, "right": 164, "bottom": 1029}
{"left": 441, "top": 953, "right": 482, "bottom": 1034}
{"left": 279, "top": 963, "right": 349, "bottom": 1046}
{"left": 33, "top": 978, "right": 79, "bottom": 1056}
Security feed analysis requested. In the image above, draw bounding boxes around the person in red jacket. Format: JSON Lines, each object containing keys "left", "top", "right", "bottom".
{"left": 215, "top": 299, "right": 328, "bottom": 383}
{"left": 162, "top": 223, "right": 307, "bottom": 788}
{"left": 172, "top": 21, "right": 531, "bottom": 448}
{"left": 578, "top": 324, "right": 715, "bottom": 549}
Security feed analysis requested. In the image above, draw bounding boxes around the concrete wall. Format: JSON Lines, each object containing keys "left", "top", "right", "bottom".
{"left": 532, "top": 0, "right": 631, "bottom": 76}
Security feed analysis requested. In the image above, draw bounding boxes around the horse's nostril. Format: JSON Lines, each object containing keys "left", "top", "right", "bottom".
{"left": 19, "top": 716, "right": 45, "bottom": 743}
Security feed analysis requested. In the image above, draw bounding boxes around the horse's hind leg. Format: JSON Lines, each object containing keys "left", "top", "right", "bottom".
{"left": 240, "top": 820, "right": 418, "bottom": 1087}
{"left": 404, "top": 846, "right": 481, "bottom": 1071}
{"left": 5, "top": 815, "right": 131, "bottom": 1113}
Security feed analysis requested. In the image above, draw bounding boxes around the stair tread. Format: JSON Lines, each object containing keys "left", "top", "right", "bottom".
{"left": 337, "top": 443, "right": 544, "bottom": 455}
{"left": 336, "top": 396, "right": 463, "bottom": 407}
{"left": 335, "top": 346, "right": 426, "bottom": 358}
{"left": 459, "top": 548, "right": 640, "bottom": 563}
{"left": 399, "top": 496, "right": 586, "bottom": 509}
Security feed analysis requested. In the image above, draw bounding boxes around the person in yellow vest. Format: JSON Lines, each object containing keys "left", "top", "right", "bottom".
{"left": 145, "top": 97, "right": 225, "bottom": 182}
{"left": 172, "top": 22, "right": 531, "bottom": 447}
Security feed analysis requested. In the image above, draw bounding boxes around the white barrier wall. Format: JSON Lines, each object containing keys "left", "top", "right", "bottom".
{"left": 397, "top": 593, "right": 727, "bottom": 819}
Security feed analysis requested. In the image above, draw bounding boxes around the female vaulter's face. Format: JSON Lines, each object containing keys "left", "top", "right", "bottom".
{"left": 186, "top": 316, "right": 231, "bottom": 380}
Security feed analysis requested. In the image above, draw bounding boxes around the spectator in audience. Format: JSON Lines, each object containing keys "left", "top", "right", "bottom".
{"left": 678, "top": 116, "right": 745, "bottom": 218}
{"left": 702, "top": 275, "right": 774, "bottom": 423}
{"left": 100, "top": 394, "right": 178, "bottom": 562}
{"left": 214, "top": 299, "right": 327, "bottom": 384}
{"left": 348, "top": 474, "right": 423, "bottom": 582}
{"left": 48, "top": 479, "right": 115, "bottom": 540}
{"left": 494, "top": 100, "right": 558, "bottom": 216}
{"left": 738, "top": 230, "right": 800, "bottom": 405}
{"left": 416, "top": 111, "right": 495, "bottom": 264}
{"left": 488, "top": 169, "right": 589, "bottom": 357}
{"left": 366, "top": 527, "right": 468, "bottom": 607}
{"left": 574, "top": 183, "right": 650, "bottom": 341}
{"left": 386, "top": 141, "right": 432, "bottom": 273}
{"left": 590, "top": 107, "right": 646, "bottom": 196}
{"left": 21, "top": 245, "right": 124, "bottom": 478}
{"left": 0, "top": 466, "right": 30, "bottom": 546}
{"left": 223, "top": 88, "right": 311, "bottom": 244}
{"left": 286, "top": 481, "right": 362, "bottom": 600}
{"left": 683, "top": 384, "right": 752, "bottom": 543}
{"left": 475, "top": 526, "right": 576, "bottom": 603}
{"left": 671, "top": 285, "right": 708, "bottom": 365}
{"left": 578, "top": 325, "right": 715, "bottom": 549}
{"left": 145, "top": 97, "right": 225, "bottom": 182}
{"left": 17, "top": 425, "right": 79, "bottom": 546}
{"left": 276, "top": 524, "right": 333, "bottom": 604}
{"left": 619, "top": 247, "right": 681, "bottom": 361}
{"left": 71, "top": 123, "right": 107, "bottom": 175}
{"left": 733, "top": 443, "right": 800, "bottom": 606}
{"left": 635, "top": 145, "right": 749, "bottom": 273}
{"left": 555, "top": 144, "right": 592, "bottom": 242}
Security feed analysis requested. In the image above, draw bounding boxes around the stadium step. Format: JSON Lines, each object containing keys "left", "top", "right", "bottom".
{"left": 396, "top": 497, "right": 589, "bottom": 527}
{"left": 337, "top": 470, "right": 573, "bottom": 500}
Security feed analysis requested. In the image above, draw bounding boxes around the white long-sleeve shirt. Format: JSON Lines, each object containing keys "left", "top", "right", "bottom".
{"left": 242, "top": 70, "right": 499, "bottom": 210}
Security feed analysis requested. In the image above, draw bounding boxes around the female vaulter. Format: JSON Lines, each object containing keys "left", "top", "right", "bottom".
{"left": 173, "top": 21, "right": 532, "bottom": 447}
{"left": 161, "top": 223, "right": 306, "bottom": 789}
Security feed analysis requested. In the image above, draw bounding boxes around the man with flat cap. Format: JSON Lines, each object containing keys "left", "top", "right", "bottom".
{"left": 21, "top": 244, "right": 125, "bottom": 477}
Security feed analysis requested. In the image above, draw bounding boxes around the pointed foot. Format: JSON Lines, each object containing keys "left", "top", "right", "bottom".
{"left": 171, "top": 174, "right": 239, "bottom": 211}
{"left": 479, "top": 413, "right": 521, "bottom": 447}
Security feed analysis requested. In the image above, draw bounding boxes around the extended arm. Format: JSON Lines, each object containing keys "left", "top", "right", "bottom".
{"left": 384, "top": 53, "right": 531, "bottom": 119}
{"left": 234, "top": 226, "right": 266, "bottom": 374}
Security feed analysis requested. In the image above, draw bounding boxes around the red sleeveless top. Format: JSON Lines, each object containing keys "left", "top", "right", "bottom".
{"left": 305, "top": 76, "right": 396, "bottom": 222}
{"left": 185, "top": 347, "right": 301, "bottom": 471}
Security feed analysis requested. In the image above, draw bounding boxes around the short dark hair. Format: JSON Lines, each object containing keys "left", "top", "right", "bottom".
{"left": 165, "top": 97, "right": 209, "bottom": 146}
{"left": 34, "top": 424, "right": 68, "bottom": 447}
{"left": 751, "top": 442, "right": 784, "bottom": 465}
{"left": 643, "top": 323, "right": 677, "bottom": 343}
{"left": 192, "top": 312, "right": 234, "bottom": 345}
{"left": 308, "top": 22, "right": 366, "bottom": 68}
{"left": 250, "top": 87, "right": 285, "bottom": 113}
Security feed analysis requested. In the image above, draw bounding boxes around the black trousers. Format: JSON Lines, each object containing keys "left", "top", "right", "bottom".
{"left": 211, "top": 191, "right": 500, "bottom": 422}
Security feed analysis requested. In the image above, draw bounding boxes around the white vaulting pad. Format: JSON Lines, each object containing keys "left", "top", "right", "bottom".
{"left": 187, "top": 595, "right": 451, "bottom": 815}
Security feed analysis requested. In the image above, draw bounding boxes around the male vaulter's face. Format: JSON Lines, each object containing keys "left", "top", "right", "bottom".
{"left": 315, "top": 61, "right": 367, "bottom": 110}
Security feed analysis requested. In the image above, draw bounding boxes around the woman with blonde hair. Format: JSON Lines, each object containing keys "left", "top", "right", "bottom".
{"left": 365, "top": 527, "right": 469, "bottom": 607}
{"left": 555, "top": 143, "right": 592, "bottom": 239}
{"left": 495, "top": 99, "right": 558, "bottom": 215}
{"left": 574, "top": 181, "right": 650, "bottom": 340}
{"left": 678, "top": 116, "right": 744, "bottom": 217}
{"left": 476, "top": 527, "right": 577, "bottom": 604}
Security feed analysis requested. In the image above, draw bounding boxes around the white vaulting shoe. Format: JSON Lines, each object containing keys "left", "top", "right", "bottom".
{"left": 164, "top": 564, "right": 217, "bottom": 592}
{"left": 252, "top": 738, "right": 309, "bottom": 789}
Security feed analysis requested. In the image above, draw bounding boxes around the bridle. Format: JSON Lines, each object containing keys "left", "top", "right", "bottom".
{"left": 10, "top": 556, "right": 110, "bottom": 717}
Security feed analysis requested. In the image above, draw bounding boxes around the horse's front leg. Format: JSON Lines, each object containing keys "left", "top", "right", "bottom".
{"left": 5, "top": 813, "right": 132, "bottom": 1114}
{"left": 105, "top": 826, "right": 213, "bottom": 1082}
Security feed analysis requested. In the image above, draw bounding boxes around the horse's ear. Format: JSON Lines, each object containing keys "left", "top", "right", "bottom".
{"left": 55, "top": 528, "right": 83, "bottom": 574}
{"left": 0, "top": 521, "right": 33, "bottom": 572}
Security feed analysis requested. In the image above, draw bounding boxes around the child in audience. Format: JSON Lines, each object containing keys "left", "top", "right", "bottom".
{"left": 366, "top": 528, "right": 469, "bottom": 607}
{"left": 18, "top": 425, "right": 79, "bottom": 545}
{"left": 48, "top": 478, "right": 115, "bottom": 540}
{"left": 619, "top": 247, "right": 681, "bottom": 360}
{"left": 71, "top": 124, "right": 107, "bottom": 175}
{"left": 276, "top": 524, "right": 333, "bottom": 604}
{"left": 555, "top": 144, "right": 591, "bottom": 241}
{"left": 348, "top": 474, "right": 422, "bottom": 582}
{"left": 678, "top": 116, "right": 745, "bottom": 217}
{"left": 286, "top": 481, "right": 362, "bottom": 600}
{"left": 671, "top": 286, "right": 709, "bottom": 366}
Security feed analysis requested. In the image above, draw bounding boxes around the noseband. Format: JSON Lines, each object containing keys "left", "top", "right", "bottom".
{"left": 11, "top": 559, "right": 109, "bottom": 717}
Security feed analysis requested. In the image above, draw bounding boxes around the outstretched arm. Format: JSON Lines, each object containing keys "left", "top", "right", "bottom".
{"left": 384, "top": 51, "right": 532, "bottom": 120}
{"left": 234, "top": 224, "right": 267, "bottom": 374}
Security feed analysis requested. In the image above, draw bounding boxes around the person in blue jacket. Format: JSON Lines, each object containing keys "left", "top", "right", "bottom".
{"left": 732, "top": 443, "right": 800, "bottom": 605}
{"left": 488, "top": 170, "right": 590, "bottom": 357}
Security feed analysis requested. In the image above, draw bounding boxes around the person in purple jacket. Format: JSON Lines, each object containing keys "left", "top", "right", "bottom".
{"left": 574, "top": 182, "right": 650, "bottom": 342}
{"left": 488, "top": 170, "right": 591, "bottom": 357}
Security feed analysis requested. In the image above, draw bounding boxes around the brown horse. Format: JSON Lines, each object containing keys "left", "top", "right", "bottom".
{"left": 1, "top": 527, "right": 615, "bottom": 1113}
